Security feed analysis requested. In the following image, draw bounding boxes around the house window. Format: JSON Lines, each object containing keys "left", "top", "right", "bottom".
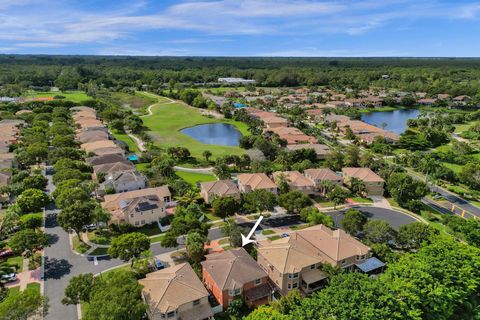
{"left": 341, "top": 260, "right": 346, "bottom": 265}
{"left": 134, "top": 221, "right": 139, "bottom": 226}
{"left": 141, "top": 220, "right": 145, "bottom": 225}
{"left": 288, "top": 273, "right": 299, "bottom": 279}
{"left": 310, "top": 264, "right": 315, "bottom": 270}
{"left": 130, "top": 214, "right": 134, "bottom": 218}
{"left": 292, "top": 283, "right": 298, "bottom": 289}
{"left": 254, "top": 278, "right": 261, "bottom": 286}
{"left": 167, "top": 311, "right": 175, "bottom": 318}
{"left": 229, "top": 288, "right": 241, "bottom": 296}
{"left": 193, "top": 299, "right": 200, "bottom": 306}
{"left": 287, "top": 283, "right": 292, "bottom": 289}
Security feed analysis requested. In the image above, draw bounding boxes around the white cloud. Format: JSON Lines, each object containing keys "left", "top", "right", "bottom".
{"left": 0, "top": 0, "right": 479, "bottom": 51}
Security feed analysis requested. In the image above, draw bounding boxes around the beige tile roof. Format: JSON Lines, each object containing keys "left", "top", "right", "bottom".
{"left": 262, "top": 116, "right": 288, "bottom": 125}
{"left": 86, "top": 154, "right": 128, "bottom": 166}
{"left": 265, "top": 127, "right": 304, "bottom": 136}
{"left": 237, "top": 173, "right": 277, "bottom": 191}
{"left": 273, "top": 171, "right": 315, "bottom": 188}
{"left": 139, "top": 263, "right": 210, "bottom": 314}
{"left": 91, "top": 146, "right": 124, "bottom": 156}
{"left": 201, "top": 248, "right": 267, "bottom": 290}
{"left": 258, "top": 224, "right": 370, "bottom": 272}
{"left": 77, "top": 130, "right": 110, "bottom": 144}
{"left": 304, "top": 168, "right": 342, "bottom": 181}
{"left": 342, "top": 167, "right": 384, "bottom": 183}
{"left": 102, "top": 186, "right": 171, "bottom": 211}
{"left": 93, "top": 161, "right": 135, "bottom": 175}
{"left": 0, "top": 171, "right": 12, "bottom": 186}
{"left": 200, "top": 180, "right": 239, "bottom": 197}
{"left": 81, "top": 140, "right": 117, "bottom": 153}
{"left": 286, "top": 144, "right": 330, "bottom": 156}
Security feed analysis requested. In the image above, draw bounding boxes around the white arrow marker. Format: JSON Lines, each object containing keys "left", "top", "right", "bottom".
{"left": 241, "top": 215, "right": 264, "bottom": 247}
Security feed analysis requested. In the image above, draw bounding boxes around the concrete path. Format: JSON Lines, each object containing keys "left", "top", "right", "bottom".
{"left": 370, "top": 196, "right": 393, "bottom": 210}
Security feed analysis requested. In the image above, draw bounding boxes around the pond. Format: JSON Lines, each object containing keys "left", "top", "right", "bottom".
{"left": 180, "top": 123, "right": 242, "bottom": 146}
{"left": 360, "top": 109, "right": 421, "bottom": 134}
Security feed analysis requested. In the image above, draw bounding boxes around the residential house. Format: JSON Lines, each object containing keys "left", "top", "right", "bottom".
{"left": 77, "top": 130, "right": 110, "bottom": 144}
{"left": 262, "top": 116, "right": 288, "bottom": 129}
{"left": 102, "top": 186, "right": 172, "bottom": 226}
{"left": 272, "top": 171, "right": 315, "bottom": 195}
{"left": 257, "top": 224, "right": 373, "bottom": 295}
{"left": 139, "top": 263, "right": 213, "bottom": 320}
{"left": 237, "top": 173, "right": 277, "bottom": 194}
{"left": 81, "top": 140, "right": 117, "bottom": 154}
{"left": 199, "top": 180, "right": 240, "bottom": 204}
{"left": 91, "top": 146, "right": 125, "bottom": 157}
{"left": 92, "top": 161, "right": 136, "bottom": 180}
{"left": 324, "top": 114, "right": 350, "bottom": 123}
{"left": 86, "top": 153, "right": 129, "bottom": 166}
{"left": 437, "top": 94, "right": 450, "bottom": 100}
{"left": 202, "top": 248, "right": 271, "bottom": 308}
{"left": 417, "top": 98, "right": 437, "bottom": 106}
{"left": 99, "top": 170, "right": 147, "bottom": 195}
{"left": 342, "top": 167, "right": 385, "bottom": 196}
{"left": 0, "top": 171, "right": 12, "bottom": 187}
{"left": 286, "top": 144, "right": 330, "bottom": 160}
{"left": 304, "top": 168, "right": 342, "bottom": 191}
{"left": 0, "top": 153, "right": 15, "bottom": 169}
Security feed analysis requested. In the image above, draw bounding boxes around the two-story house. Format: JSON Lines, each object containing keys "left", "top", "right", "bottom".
{"left": 98, "top": 170, "right": 147, "bottom": 195}
{"left": 199, "top": 180, "right": 241, "bottom": 204}
{"left": 102, "top": 186, "right": 172, "bottom": 227}
{"left": 272, "top": 171, "right": 315, "bottom": 195}
{"left": 342, "top": 167, "right": 385, "bottom": 196}
{"left": 201, "top": 248, "right": 272, "bottom": 308}
{"left": 257, "top": 224, "right": 375, "bottom": 296}
{"left": 304, "top": 168, "right": 343, "bottom": 193}
{"left": 139, "top": 263, "right": 213, "bottom": 320}
{"left": 237, "top": 173, "right": 277, "bottom": 194}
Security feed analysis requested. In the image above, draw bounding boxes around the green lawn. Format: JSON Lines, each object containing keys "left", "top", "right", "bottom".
{"left": 351, "top": 197, "right": 373, "bottom": 203}
{"left": 0, "top": 255, "right": 24, "bottom": 273}
{"left": 26, "top": 282, "right": 40, "bottom": 293}
{"left": 110, "top": 130, "right": 139, "bottom": 153}
{"left": 90, "top": 247, "right": 109, "bottom": 256}
{"left": 262, "top": 230, "right": 275, "bottom": 235}
{"left": 359, "top": 106, "right": 398, "bottom": 113}
{"left": 150, "top": 234, "right": 165, "bottom": 244}
{"left": 135, "top": 163, "right": 149, "bottom": 171}
{"left": 454, "top": 122, "right": 473, "bottom": 134}
{"left": 72, "top": 235, "right": 91, "bottom": 254}
{"left": 7, "top": 286, "right": 20, "bottom": 295}
{"left": 111, "top": 91, "right": 156, "bottom": 110}
{"left": 142, "top": 102, "right": 248, "bottom": 159}
{"left": 175, "top": 171, "right": 216, "bottom": 185}
{"left": 137, "top": 91, "right": 171, "bottom": 104}
{"left": 23, "top": 90, "right": 91, "bottom": 103}
{"left": 443, "top": 162, "right": 463, "bottom": 174}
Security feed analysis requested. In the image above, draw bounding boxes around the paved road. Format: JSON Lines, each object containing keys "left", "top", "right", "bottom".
{"left": 43, "top": 173, "right": 124, "bottom": 320}
{"left": 427, "top": 183, "right": 480, "bottom": 218}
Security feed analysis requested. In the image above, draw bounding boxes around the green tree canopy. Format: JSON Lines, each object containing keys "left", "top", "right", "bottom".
{"left": 108, "top": 232, "right": 150, "bottom": 266}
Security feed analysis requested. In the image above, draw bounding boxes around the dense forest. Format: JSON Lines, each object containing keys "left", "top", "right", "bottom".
{"left": 1, "top": 55, "right": 480, "bottom": 96}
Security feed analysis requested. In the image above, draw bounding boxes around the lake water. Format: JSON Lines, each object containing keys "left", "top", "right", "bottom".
{"left": 180, "top": 123, "right": 242, "bottom": 146}
{"left": 360, "top": 109, "right": 421, "bottom": 134}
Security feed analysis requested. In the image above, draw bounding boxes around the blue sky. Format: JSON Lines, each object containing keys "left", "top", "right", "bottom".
{"left": 0, "top": 0, "right": 479, "bottom": 56}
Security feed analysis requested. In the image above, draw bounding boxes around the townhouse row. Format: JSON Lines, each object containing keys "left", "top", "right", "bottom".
{"left": 200, "top": 167, "right": 385, "bottom": 205}
{"left": 72, "top": 106, "right": 175, "bottom": 228}
{"left": 138, "top": 223, "right": 385, "bottom": 320}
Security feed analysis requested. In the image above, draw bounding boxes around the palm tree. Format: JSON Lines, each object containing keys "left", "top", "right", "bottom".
{"left": 318, "top": 180, "right": 335, "bottom": 196}
{"left": 202, "top": 150, "right": 212, "bottom": 163}
{"left": 349, "top": 177, "right": 367, "bottom": 197}
{"left": 175, "top": 189, "right": 201, "bottom": 206}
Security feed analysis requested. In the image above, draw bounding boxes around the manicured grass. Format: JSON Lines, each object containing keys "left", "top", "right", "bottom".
{"left": 0, "top": 255, "right": 24, "bottom": 273}
{"left": 111, "top": 91, "right": 156, "bottom": 109}
{"left": 137, "top": 91, "right": 171, "bottom": 104}
{"left": 351, "top": 197, "right": 373, "bottom": 203}
{"left": 81, "top": 303, "right": 89, "bottom": 317}
{"left": 454, "top": 122, "right": 473, "bottom": 134}
{"left": 261, "top": 230, "right": 275, "bottom": 235}
{"left": 150, "top": 234, "right": 165, "bottom": 244}
{"left": 315, "top": 200, "right": 336, "bottom": 208}
{"left": 267, "top": 235, "right": 281, "bottom": 241}
{"left": 23, "top": 90, "right": 91, "bottom": 103}
{"left": 135, "top": 224, "right": 162, "bottom": 237}
{"left": 290, "top": 224, "right": 309, "bottom": 231}
{"left": 72, "top": 235, "right": 91, "bottom": 254}
{"left": 135, "top": 163, "right": 149, "bottom": 171}
{"left": 142, "top": 102, "right": 248, "bottom": 159}
{"left": 359, "top": 106, "right": 398, "bottom": 113}
{"left": 443, "top": 162, "right": 463, "bottom": 174}
{"left": 175, "top": 171, "right": 216, "bottom": 186}
{"left": 110, "top": 130, "right": 139, "bottom": 153}
{"left": 7, "top": 286, "right": 20, "bottom": 295}
{"left": 90, "top": 247, "right": 109, "bottom": 256}
{"left": 199, "top": 87, "right": 246, "bottom": 94}
{"left": 26, "top": 282, "right": 40, "bottom": 293}
{"left": 87, "top": 231, "right": 113, "bottom": 245}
